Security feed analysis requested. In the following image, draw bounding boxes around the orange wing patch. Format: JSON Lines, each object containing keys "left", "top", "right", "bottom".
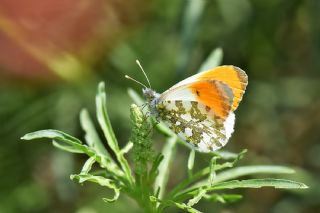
{"left": 189, "top": 80, "right": 233, "bottom": 120}
{"left": 198, "top": 66, "right": 248, "bottom": 111}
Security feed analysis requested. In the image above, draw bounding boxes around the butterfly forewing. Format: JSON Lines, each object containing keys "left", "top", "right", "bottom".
{"left": 160, "top": 80, "right": 234, "bottom": 120}
{"left": 197, "top": 66, "right": 248, "bottom": 111}
{"left": 167, "top": 66, "right": 248, "bottom": 111}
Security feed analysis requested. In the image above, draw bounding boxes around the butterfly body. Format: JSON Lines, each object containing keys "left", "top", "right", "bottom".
{"left": 142, "top": 65, "right": 248, "bottom": 152}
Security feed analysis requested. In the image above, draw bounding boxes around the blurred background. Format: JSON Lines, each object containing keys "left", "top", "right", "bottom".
{"left": 0, "top": 0, "right": 319, "bottom": 212}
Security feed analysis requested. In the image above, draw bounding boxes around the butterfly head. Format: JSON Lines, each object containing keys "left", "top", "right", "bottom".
{"left": 142, "top": 87, "right": 159, "bottom": 104}
{"left": 142, "top": 87, "right": 160, "bottom": 118}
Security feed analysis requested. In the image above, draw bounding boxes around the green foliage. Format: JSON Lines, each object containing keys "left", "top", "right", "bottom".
{"left": 0, "top": 0, "right": 314, "bottom": 211}
{"left": 21, "top": 47, "right": 308, "bottom": 212}
{"left": 22, "top": 81, "right": 308, "bottom": 213}
{"left": 197, "top": 48, "right": 223, "bottom": 73}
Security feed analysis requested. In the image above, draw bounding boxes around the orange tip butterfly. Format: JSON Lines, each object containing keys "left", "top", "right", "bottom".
{"left": 126, "top": 60, "right": 248, "bottom": 152}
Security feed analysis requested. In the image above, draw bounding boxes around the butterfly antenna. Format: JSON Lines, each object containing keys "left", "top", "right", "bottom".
{"left": 136, "top": 60, "right": 152, "bottom": 89}
{"left": 125, "top": 75, "right": 148, "bottom": 88}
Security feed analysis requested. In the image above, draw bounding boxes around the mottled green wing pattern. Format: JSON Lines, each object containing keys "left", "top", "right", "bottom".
{"left": 156, "top": 100, "right": 235, "bottom": 152}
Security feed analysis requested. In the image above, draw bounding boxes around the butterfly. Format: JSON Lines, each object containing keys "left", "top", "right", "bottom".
{"left": 127, "top": 61, "right": 248, "bottom": 152}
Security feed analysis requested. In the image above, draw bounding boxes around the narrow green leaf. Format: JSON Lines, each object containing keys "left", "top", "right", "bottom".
{"left": 211, "top": 150, "right": 239, "bottom": 160}
{"left": 190, "top": 165, "right": 297, "bottom": 190}
{"left": 52, "top": 140, "right": 84, "bottom": 154}
{"left": 96, "top": 82, "right": 134, "bottom": 185}
{"left": 22, "top": 129, "right": 95, "bottom": 155}
{"left": 198, "top": 48, "right": 223, "bottom": 73}
{"left": 21, "top": 129, "right": 82, "bottom": 144}
{"left": 214, "top": 165, "right": 295, "bottom": 183}
{"left": 155, "top": 120, "right": 176, "bottom": 137}
{"left": 177, "top": 0, "right": 205, "bottom": 76}
{"left": 96, "top": 83, "right": 119, "bottom": 151}
{"left": 187, "top": 188, "right": 206, "bottom": 207}
{"left": 152, "top": 196, "right": 202, "bottom": 213}
{"left": 80, "top": 109, "right": 111, "bottom": 158}
{"left": 206, "top": 178, "right": 309, "bottom": 191}
{"left": 149, "top": 154, "right": 164, "bottom": 185}
{"left": 174, "top": 202, "right": 203, "bottom": 213}
{"left": 209, "top": 157, "right": 219, "bottom": 185}
{"left": 175, "top": 178, "right": 308, "bottom": 202}
{"left": 203, "top": 193, "right": 243, "bottom": 203}
{"left": 183, "top": 0, "right": 205, "bottom": 36}
{"left": 154, "top": 136, "right": 178, "bottom": 199}
{"left": 71, "top": 174, "right": 120, "bottom": 202}
{"left": 120, "top": 142, "right": 133, "bottom": 154}
{"left": 188, "top": 150, "right": 195, "bottom": 177}
{"left": 127, "top": 88, "right": 145, "bottom": 106}
{"left": 81, "top": 157, "right": 96, "bottom": 174}
{"left": 80, "top": 108, "right": 124, "bottom": 178}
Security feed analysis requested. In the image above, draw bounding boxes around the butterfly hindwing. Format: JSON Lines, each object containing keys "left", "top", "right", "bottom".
{"left": 156, "top": 100, "right": 235, "bottom": 152}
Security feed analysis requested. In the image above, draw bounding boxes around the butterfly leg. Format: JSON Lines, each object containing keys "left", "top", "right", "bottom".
{"left": 144, "top": 120, "right": 160, "bottom": 138}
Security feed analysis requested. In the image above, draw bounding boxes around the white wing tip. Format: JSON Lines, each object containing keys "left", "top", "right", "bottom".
{"left": 224, "top": 112, "right": 235, "bottom": 140}
{"left": 196, "top": 112, "right": 236, "bottom": 153}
